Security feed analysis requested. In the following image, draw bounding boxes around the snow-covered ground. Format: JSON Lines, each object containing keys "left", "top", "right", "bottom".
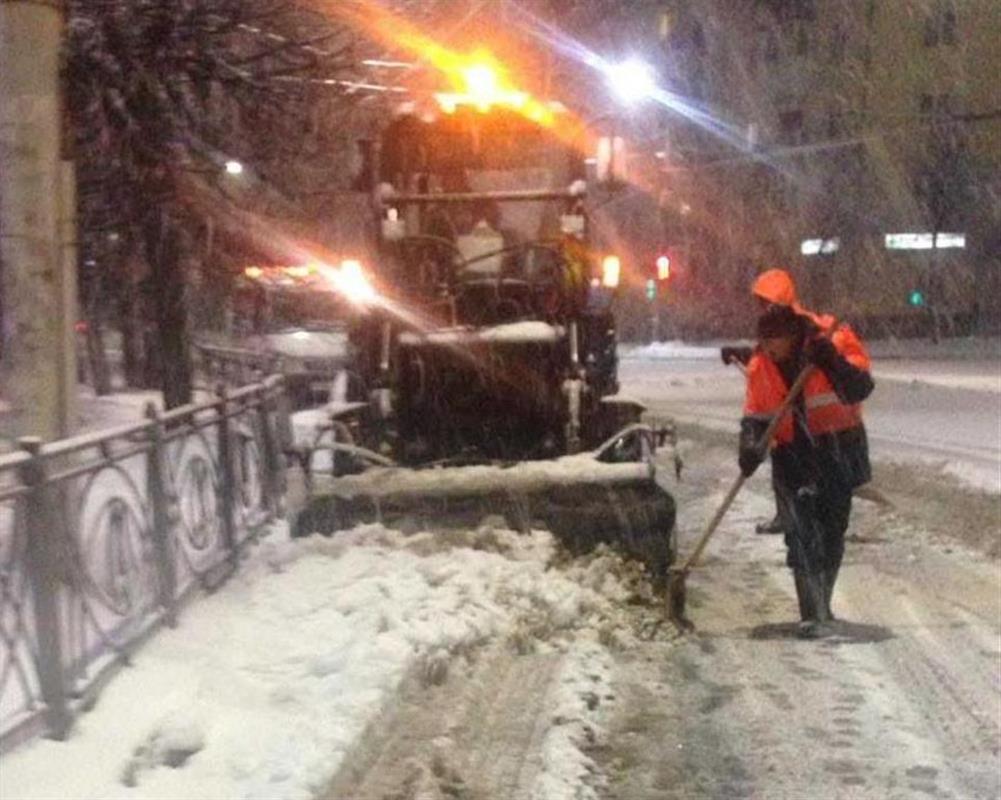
{"left": 1, "top": 523, "right": 637, "bottom": 800}
{"left": 4, "top": 337, "right": 997, "bottom": 799}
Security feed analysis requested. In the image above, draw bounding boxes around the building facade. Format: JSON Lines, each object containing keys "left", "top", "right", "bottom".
{"left": 645, "top": 0, "right": 1000, "bottom": 335}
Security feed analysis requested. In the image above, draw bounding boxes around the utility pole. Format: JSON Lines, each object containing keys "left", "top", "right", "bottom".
{"left": 0, "top": 0, "right": 77, "bottom": 444}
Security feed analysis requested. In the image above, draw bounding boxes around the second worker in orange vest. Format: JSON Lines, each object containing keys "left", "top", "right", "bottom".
{"left": 740, "top": 270, "right": 874, "bottom": 638}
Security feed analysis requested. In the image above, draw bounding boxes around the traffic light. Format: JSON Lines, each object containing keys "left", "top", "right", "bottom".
{"left": 656, "top": 254, "right": 671, "bottom": 281}
{"left": 909, "top": 289, "right": 926, "bottom": 307}
{"left": 645, "top": 278, "right": 657, "bottom": 301}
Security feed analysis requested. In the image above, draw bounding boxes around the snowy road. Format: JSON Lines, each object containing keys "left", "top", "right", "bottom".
{"left": 3, "top": 350, "right": 998, "bottom": 799}
{"left": 324, "top": 352, "right": 1001, "bottom": 799}
{"left": 588, "top": 351, "right": 1001, "bottom": 799}
{"left": 596, "top": 433, "right": 1000, "bottom": 800}
{"left": 619, "top": 352, "right": 1001, "bottom": 493}
{"left": 311, "top": 433, "right": 1000, "bottom": 800}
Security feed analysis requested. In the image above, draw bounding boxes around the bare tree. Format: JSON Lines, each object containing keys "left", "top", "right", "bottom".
{"left": 65, "top": 0, "right": 421, "bottom": 406}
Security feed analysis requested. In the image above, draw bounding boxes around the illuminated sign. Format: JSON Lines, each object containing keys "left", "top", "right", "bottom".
{"left": 885, "top": 233, "right": 966, "bottom": 250}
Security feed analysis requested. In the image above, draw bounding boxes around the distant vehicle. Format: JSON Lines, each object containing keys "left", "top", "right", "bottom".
{"left": 212, "top": 267, "right": 358, "bottom": 408}
{"left": 248, "top": 325, "right": 351, "bottom": 408}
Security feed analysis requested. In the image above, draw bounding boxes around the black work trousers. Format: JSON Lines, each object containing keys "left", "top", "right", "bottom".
{"left": 775, "top": 475, "right": 853, "bottom": 575}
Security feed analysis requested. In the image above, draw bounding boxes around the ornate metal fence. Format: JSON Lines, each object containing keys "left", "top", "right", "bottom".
{"left": 0, "top": 376, "right": 288, "bottom": 752}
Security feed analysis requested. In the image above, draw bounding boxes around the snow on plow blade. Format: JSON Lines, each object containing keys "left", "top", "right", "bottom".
{"left": 293, "top": 427, "right": 677, "bottom": 585}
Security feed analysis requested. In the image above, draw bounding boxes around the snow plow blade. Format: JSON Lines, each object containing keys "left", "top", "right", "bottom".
{"left": 293, "top": 427, "right": 676, "bottom": 585}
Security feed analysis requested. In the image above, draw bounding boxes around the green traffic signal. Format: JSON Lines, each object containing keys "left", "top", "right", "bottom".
{"left": 909, "top": 290, "right": 925, "bottom": 307}
{"left": 645, "top": 278, "right": 657, "bottom": 301}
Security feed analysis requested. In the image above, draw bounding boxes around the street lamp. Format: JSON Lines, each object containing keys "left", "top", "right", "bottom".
{"left": 603, "top": 58, "right": 656, "bottom": 105}
{"left": 588, "top": 57, "right": 658, "bottom": 185}
{"left": 224, "top": 160, "right": 244, "bottom": 176}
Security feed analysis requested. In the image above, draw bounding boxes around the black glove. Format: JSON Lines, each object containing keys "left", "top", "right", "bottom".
{"left": 738, "top": 417, "right": 767, "bottom": 477}
{"left": 805, "top": 334, "right": 874, "bottom": 403}
{"left": 721, "top": 345, "right": 753, "bottom": 367}
{"left": 804, "top": 336, "right": 839, "bottom": 369}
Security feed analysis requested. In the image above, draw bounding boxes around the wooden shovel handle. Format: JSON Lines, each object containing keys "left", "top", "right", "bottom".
{"left": 678, "top": 362, "right": 816, "bottom": 574}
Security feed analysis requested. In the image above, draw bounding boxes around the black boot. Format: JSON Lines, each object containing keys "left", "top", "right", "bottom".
{"left": 794, "top": 571, "right": 832, "bottom": 639}
{"left": 756, "top": 514, "right": 785, "bottom": 535}
{"left": 822, "top": 565, "right": 840, "bottom": 621}
{"left": 793, "top": 571, "right": 814, "bottom": 621}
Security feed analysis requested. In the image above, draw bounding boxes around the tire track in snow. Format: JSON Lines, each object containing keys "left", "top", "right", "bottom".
{"left": 321, "top": 640, "right": 604, "bottom": 800}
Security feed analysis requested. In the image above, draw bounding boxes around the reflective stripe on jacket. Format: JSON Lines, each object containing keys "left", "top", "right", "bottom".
{"left": 743, "top": 321, "right": 871, "bottom": 447}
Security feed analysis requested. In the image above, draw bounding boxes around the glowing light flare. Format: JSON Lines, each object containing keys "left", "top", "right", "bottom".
{"left": 284, "top": 264, "right": 313, "bottom": 279}
{"left": 656, "top": 255, "right": 671, "bottom": 280}
{"left": 431, "top": 51, "right": 553, "bottom": 124}
{"left": 244, "top": 266, "right": 264, "bottom": 279}
{"left": 601, "top": 255, "right": 621, "bottom": 288}
{"left": 187, "top": 187, "right": 535, "bottom": 387}
{"left": 604, "top": 59, "right": 656, "bottom": 104}
{"left": 508, "top": 5, "right": 773, "bottom": 168}
{"left": 316, "top": 259, "right": 378, "bottom": 306}
{"left": 320, "top": 2, "right": 555, "bottom": 126}
{"left": 464, "top": 62, "right": 499, "bottom": 102}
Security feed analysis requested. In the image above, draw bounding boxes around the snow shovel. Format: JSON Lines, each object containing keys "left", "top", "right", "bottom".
{"left": 666, "top": 361, "right": 816, "bottom": 632}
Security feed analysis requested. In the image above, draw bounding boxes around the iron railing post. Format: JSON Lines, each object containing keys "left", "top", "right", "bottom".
{"left": 272, "top": 378, "right": 290, "bottom": 510}
{"left": 256, "top": 380, "right": 283, "bottom": 519}
{"left": 17, "top": 437, "right": 71, "bottom": 740}
{"left": 215, "top": 385, "right": 238, "bottom": 563}
{"left": 144, "top": 404, "right": 177, "bottom": 626}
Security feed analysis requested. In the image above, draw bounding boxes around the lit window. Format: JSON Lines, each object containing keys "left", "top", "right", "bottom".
{"left": 886, "top": 233, "right": 934, "bottom": 250}
{"left": 801, "top": 237, "right": 840, "bottom": 256}
{"left": 935, "top": 232, "right": 966, "bottom": 248}
{"left": 885, "top": 232, "right": 965, "bottom": 250}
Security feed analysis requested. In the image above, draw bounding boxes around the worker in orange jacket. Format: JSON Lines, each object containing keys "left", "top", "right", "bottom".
{"left": 739, "top": 269, "right": 874, "bottom": 638}
{"left": 720, "top": 344, "right": 788, "bottom": 535}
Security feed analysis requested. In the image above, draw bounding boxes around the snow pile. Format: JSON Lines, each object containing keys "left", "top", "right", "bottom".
{"left": 0, "top": 523, "right": 634, "bottom": 800}
{"left": 530, "top": 638, "right": 615, "bottom": 800}
{"left": 621, "top": 340, "right": 732, "bottom": 361}
{"left": 873, "top": 362, "right": 1001, "bottom": 394}
{"left": 75, "top": 387, "right": 166, "bottom": 433}
{"left": 867, "top": 335, "right": 1001, "bottom": 361}
{"left": 289, "top": 408, "right": 653, "bottom": 495}
{"left": 942, "top": 461, "right": 1001, "bottom": 494}
{"left": 399, "top": 321, "right": 566, "bottom": 346}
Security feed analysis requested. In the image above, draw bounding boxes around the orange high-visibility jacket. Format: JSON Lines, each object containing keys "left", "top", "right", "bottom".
{"left": 743, "top": 318, "right": 871, "bottom": 447}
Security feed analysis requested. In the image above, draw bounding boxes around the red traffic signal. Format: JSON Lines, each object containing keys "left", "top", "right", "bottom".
{"left": 656, "top": 254, "right": 671, "bottom": 280}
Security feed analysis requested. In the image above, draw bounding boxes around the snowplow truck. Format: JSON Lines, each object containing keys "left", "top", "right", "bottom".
{"left": 295, "top": 106, "right": 676, "bottom": 584}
